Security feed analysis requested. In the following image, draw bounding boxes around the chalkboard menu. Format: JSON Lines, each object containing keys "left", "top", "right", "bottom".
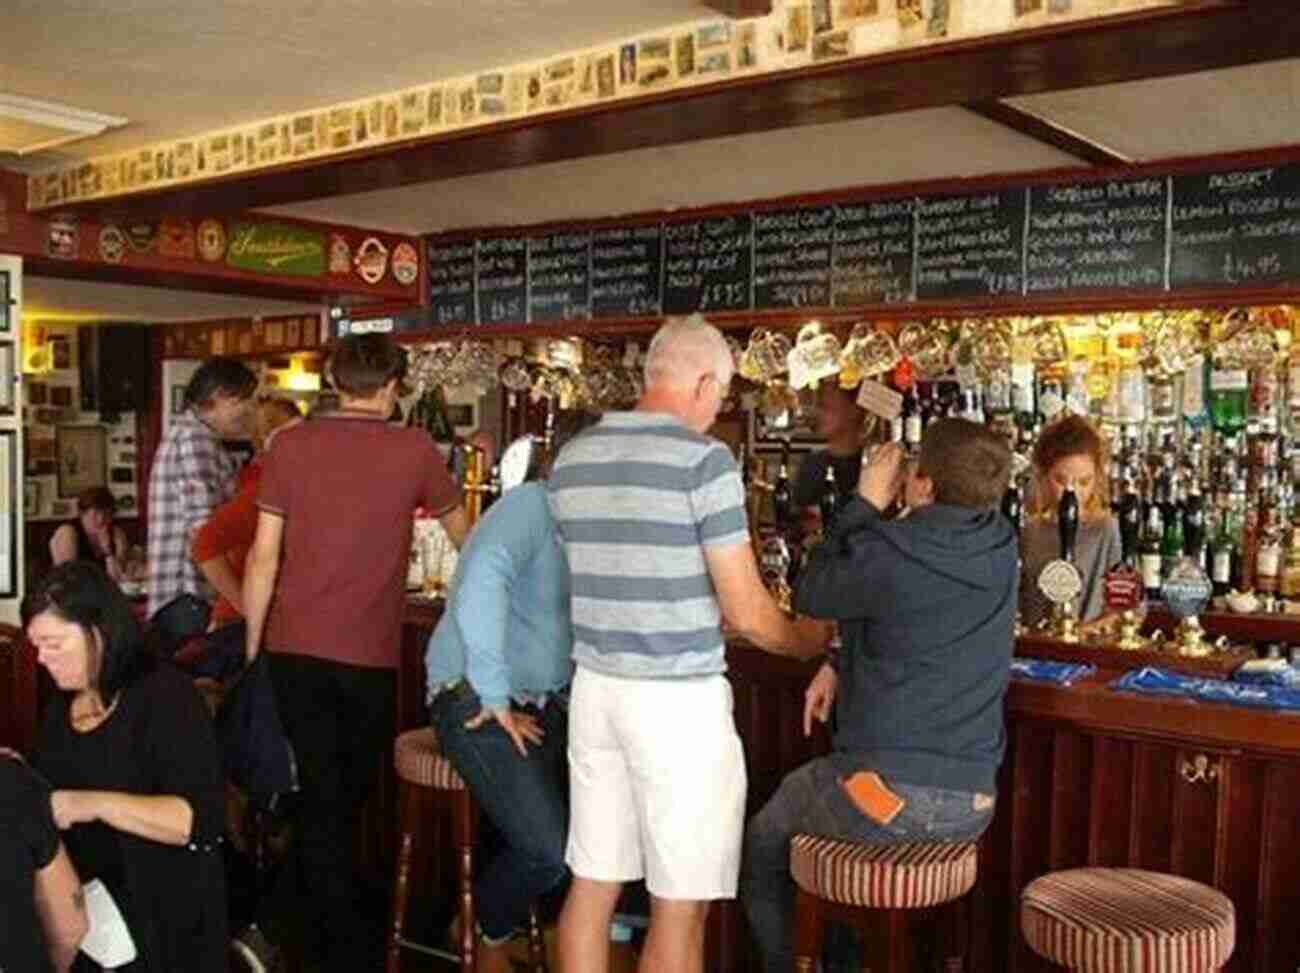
{"left": 591, "top": 225, "right": 663, "bottom": 318}
{"left": 1171, "top": 163, "right": 1300, "bottom": 289}
{"left": 752, "top": 206, "right": 834, "bottom": 309}
{"left": 528, "top": 231, "right": 591, "bottom": 322}
{"left": 477, "top": 235, "right": 528, "bottom": 325}
{"left": 421, "top": 158, "right": 1300, "bottom": 328}
{"left": 916, "top": 189, "right": 1025, "bottom": 300}
{"left": 831, "top": 198, "right": 914, "bottom": 306}
{"left": 426, "top": 240, "right": 476, "bottom": 325}
{"left": 1026, "top": 177, "right": 1167, "bottom": 294}
{"left": 662, "top": 214, "right": 753, "bottom": 315}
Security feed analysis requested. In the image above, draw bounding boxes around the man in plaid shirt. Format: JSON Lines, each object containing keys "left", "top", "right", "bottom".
{"left": 147, "top": 357, "right": 257, "bottom": 643}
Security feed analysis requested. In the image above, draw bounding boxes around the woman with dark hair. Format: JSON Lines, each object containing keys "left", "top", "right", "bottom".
{"left": 24, "top": 562, "right": 228, "bottom": 972}
{"left": 49, "top": 488, "right": 138, "bottom": 584}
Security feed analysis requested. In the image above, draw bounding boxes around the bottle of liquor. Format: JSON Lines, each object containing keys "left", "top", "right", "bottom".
{"left": 819, "top": 464, "right": 839, "bottom": 534}
{"left": 1279, "top": 525, "right": 1300, "bottom": 613}
{"left": 1182, "top": 478, "right": 1206, "bottom": 563}
{"left": 1208, "top": 363, "right": 1249, "bottom": 436}
{"left": 1116, "top": 474, "right": 1143, "bottom": 569}
{"left": 1182, "top": 353, "right": 1209, "bottom": 430}
{"left": 772, "top": 442, "right": 793, "bottom": 530}
{"left": 1255, "top": 511, "right": 1282, "bottom": 607}
{"left": 1140, "top": 505, "right": 1165, "bottom": 602}
{"left": 1208, "top": 505, "right": 1238, "bottom": 604}
{"left": 1249, "top": 362, "right": 1280, "bottom": 432}
{"left": 1001, "top": 480, "right": 1023, "bottom": 535}
{"left": 1011, "top": 355, "right": 1036, "bottom": 432}
{"left": 1160, "top": 500, "right": 1184, "bottom": 581}
{"left": 1147, "top": 370, "right": 1178, "bottom": 425}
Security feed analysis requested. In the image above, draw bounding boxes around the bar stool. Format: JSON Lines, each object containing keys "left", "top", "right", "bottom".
{"left": 388, "top": 728, "right": 547, "bottom": 973}
{"left": 789, "top": 835, "right": 979, "bottom": 972}
{"left": 1020, "top": 868, "right": 1235, "bottom": 972}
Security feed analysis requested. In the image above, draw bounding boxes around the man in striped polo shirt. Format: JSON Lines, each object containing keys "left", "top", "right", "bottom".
{"left": 548, "top": 314, "right": 829, "bottom": 973}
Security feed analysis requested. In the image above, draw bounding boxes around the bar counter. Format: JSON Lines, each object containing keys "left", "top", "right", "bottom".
{"left": 398, "top": 599, "right": 1300, "bottom": 972}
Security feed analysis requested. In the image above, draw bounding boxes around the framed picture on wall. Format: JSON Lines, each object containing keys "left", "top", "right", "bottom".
{"left": 0, "top": 430, "right": 15, "bottom": 597}
{"left": 0, "top": 271, "right": 10, "bottom": 334}
{"left": 0, "top": 343, "right": 13, "bottom": 415}
{"left": 56, "top": 424, "right": 108, "bottom": 498}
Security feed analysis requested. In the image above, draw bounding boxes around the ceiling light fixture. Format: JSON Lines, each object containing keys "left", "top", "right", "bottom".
{"left": 0, "top": 93, "right": 127, "bottom": 156}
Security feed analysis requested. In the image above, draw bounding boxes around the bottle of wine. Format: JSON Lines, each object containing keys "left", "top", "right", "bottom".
{"left": 1140, "top": 505, "right": 1164, "bottom": 602}
{"left": 772, "top": 442, "right": 793, "bottom": 530}
{"left": 1208, "top": 505, "right": 1237, "bottom": 603}
{"left": 1116, "top": 474, "right": 1143, "bottom": 569}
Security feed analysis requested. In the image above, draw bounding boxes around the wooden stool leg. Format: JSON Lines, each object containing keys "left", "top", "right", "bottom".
{"left": 454, "top": 789, "right": 478, "bottom": 971}
{"left": 526, "top": 906, "right": 547, "bottom": 972}
{"left": 793, "top": 886, "right": 826, "bottom": 973}
{"left": 877, "top": 909, "right": 911, "bottom": 973}
{"left": 388, "top": 783, "right": 415, "bottom": 973}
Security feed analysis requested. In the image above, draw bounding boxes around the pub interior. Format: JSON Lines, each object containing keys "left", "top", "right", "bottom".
{"left": 3, "top": 2, "right": 1300, "bottom": 972}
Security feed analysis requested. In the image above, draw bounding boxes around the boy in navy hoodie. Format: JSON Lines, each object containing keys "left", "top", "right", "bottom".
{"left": 740, "top": 418, "right": 1018, "bottom": 972}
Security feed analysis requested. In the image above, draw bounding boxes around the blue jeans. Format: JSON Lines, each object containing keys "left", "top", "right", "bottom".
{"left": 429, "top": 683, "right": 570, "bottom": 940}
{"left": 740, "top": 757, "right": 994, "bottom": 973}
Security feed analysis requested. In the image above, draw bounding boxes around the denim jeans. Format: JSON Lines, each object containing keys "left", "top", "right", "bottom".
{"left": 147, "top": 593, "right": 210, "bottom": 658}
{"left": 430, "top": 683, "right": 570, "bottom": 941}
{"left": 740, "top": 757, "right": 994, "bottom": 973}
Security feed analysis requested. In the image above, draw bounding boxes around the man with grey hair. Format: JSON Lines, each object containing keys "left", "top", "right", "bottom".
{"left": 548, "top": 314, "right": 829, "bottom": 973}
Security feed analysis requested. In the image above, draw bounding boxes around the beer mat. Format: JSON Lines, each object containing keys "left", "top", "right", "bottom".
{"left": 1232, "top": 659, "right": 1300, "bottom": 688}
{"left": 1111, "top": 666, "right": 1300, "bottom": 712}
{"left": 1009, "top": 658, "right": 1095, "bottom": 685}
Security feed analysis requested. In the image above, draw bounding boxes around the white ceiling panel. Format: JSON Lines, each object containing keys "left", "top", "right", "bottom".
{"left": 265, "top": 107, "right": 1082, "bottom": 234}
{"left": 1008, "top": 59, "right": 1300, "bottom": 163}
{"left": 22, "top": 276, "right": 320, "bottom": 323}
{"left": 2, "top": 0, "right": 711, "bottom": 165}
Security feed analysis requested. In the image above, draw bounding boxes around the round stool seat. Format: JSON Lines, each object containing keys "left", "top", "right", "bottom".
{"left": 790, "top": 835, "right": 978, "bottom": 909}
{"left": 393, "top": 728, "right": 465, "bottom": 790}
{"left": 1021, "top": 868, "right": 1236, "bottom": 972}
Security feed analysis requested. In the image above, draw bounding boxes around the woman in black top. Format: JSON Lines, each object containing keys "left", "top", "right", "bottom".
{"left": 48, "top": 488, "right": 136, "bottom": 584}
{"left": 24, "top": 563, "right": 227, "bottom": 973}
{"left": 0, "top": 751, "right": 86, "bottom": 973}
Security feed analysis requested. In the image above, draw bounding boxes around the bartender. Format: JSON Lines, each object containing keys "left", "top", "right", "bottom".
{"left": 791, "top": 380, "right": 869, "bottom": 527}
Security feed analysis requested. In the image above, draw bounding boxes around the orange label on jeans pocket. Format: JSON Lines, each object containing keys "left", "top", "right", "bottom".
{"left": 840, "top": 771, "right": 905, "bottom": 826}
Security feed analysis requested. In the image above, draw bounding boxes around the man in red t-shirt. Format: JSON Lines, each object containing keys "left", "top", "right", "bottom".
{"left": 243, "top": 334, "right": 467, "bottom": 972}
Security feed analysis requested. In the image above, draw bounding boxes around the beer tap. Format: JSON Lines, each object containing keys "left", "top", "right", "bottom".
{"left": 1037, "top": 483, "right": 1084, "bottom": 643}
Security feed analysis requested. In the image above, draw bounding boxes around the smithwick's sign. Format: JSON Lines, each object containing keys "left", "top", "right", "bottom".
{"left": 226, "top": 222, "right": 326, "bottom": 276}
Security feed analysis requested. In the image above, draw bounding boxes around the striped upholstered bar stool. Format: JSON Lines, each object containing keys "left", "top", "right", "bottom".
{"left": 1020, "top": 868, "right": 1236, "bottom": 972}
{"left": 790, "top": 835, "right": 979, "bottom": 972}
{"left": 387, "top": 728, "right": 546, "bottom": 973}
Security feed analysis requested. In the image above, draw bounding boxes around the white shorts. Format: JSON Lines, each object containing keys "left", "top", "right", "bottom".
{"left": 566, "top": 665, "right": 747, "bottom": 901}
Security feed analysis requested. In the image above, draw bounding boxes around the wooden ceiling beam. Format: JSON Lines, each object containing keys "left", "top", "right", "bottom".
{"left": 45, "top": 0, "right": 1300, "bottom": 221}
{"left": 966, "top": 100, "right": 1134, "bottom": 167}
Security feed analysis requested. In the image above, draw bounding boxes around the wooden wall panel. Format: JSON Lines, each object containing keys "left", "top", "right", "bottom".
{"left": 1168, "top": 747, "right": 1224, "bottom": 887}
{"left": 1006, "top": 724, "right": 1055, "bottom": 972}
{"left": 1216, "top": 755, "right": 1266, "bottom": 973}
{"left": 1255, "top": 763, "right": 1300, "bottom": 973}
{"left": 1130, "top": 743, "right": 1177, "bottom": 874}
{"left": 1047, "top": 730, "right": 1091, "bottom": 871}
{"left": 1087, "top": 735, "right": 1135, "bottom": 867}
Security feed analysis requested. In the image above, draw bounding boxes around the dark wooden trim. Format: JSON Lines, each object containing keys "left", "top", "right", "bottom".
{"left": 701, "top": 0, "right": 772, "bottom": 16}
{"left": 44, "top": 0, "right": 1295, "bottom": 219}
{"left": 965, "top": 100, "right": 1133, "bottom": 167}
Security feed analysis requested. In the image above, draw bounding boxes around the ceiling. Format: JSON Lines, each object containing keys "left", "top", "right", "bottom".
{"left": 21, "top": 276, "right": 320, "bottom": 323}
{"left": 3, "top": 1, "right": 1300, "bottom": 320}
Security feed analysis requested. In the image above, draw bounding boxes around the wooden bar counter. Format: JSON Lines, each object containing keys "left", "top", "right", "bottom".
{"left": 399, "top": 601, "right": 1300, "bottom": 971}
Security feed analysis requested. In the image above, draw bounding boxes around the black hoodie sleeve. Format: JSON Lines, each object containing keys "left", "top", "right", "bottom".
{"left": 795, "top": 495, "right": 893, "bottom": 620}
